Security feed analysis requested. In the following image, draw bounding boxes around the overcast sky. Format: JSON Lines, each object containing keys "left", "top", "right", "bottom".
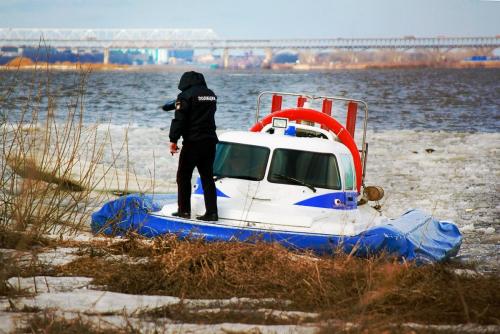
{"left": 0, "top": 0, "right": 498, "bottom": 38}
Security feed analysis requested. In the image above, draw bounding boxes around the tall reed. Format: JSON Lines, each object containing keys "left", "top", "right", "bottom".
{"left": 0, "top": 58, "right": 110, "bottom": 238}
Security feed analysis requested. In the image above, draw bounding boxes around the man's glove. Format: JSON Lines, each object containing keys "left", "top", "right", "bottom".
{"left": 161, "top": 99, "right": 177, "bottom": 111}
{"left": 170, "top": 142, "right": 179, "bottom": 155}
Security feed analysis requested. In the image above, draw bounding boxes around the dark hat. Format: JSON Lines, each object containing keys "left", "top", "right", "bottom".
{"left": 178, "top": 71, "right": 207, "bottom": 91}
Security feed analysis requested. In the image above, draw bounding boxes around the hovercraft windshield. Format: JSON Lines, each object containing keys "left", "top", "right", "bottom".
{"left": 213, "top": 141, "right": 270, "bottom": 181}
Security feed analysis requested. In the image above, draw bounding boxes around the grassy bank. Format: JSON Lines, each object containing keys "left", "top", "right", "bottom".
{"left": 56, "top": 237, "right": 499, "bottom": 326}
{"left": 1, "top": 233, "right": 498, "bottom": 332}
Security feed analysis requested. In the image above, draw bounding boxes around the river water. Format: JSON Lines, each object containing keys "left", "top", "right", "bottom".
{"left": 1, "top": 68, "right": 499, "bottom": 132}
{"left": 0, "top": 67, "right": 499, "bottom": 270}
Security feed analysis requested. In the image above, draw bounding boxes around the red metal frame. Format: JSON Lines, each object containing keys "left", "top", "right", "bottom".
{"left": 321, "top": 99, "right": 333, "bottom": 130}
{"left": 346, "top": 101, "right": 358, "bottom": 137}
{"left": 297, "top": 96, "right": 307, "bottom": 107}
{"left": 271, "top": 94, "right": 283, "bottom": 113}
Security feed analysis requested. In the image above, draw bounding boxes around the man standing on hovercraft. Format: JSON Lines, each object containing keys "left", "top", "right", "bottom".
{"left": 162, "top": 71, "right": 218, "bottom": 221}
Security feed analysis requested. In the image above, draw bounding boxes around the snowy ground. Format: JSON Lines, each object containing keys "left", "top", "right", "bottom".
{"left": 1, "top": 128, "right": 498, "bottom": 333}
{"left": 363, "top": 130, "right": 499, "bottom": 272}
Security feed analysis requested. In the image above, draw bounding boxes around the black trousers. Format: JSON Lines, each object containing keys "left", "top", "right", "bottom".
{"left": 177, "top": 141, "right": 217, "bottom": 214}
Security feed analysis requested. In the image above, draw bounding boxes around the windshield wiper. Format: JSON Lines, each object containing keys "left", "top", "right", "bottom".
{"left": 273, "top": 173, "right": 317, "bottom": 193}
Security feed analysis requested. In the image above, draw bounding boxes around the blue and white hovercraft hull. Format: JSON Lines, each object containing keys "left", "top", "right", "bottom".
{"left": 91, "top": 193, "right": 462, "bottom": 264}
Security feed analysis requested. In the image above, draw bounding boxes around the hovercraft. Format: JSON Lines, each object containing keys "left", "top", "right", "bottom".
{"left": 91, "top": 92, "right": 462, "bottom": 263}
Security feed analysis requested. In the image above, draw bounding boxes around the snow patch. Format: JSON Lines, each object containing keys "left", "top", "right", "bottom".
{"left": 6, "top": 277, "right": 93, "bottom": 294}
{"left": 12, "top": 290, "right": 290, "bottom": 315}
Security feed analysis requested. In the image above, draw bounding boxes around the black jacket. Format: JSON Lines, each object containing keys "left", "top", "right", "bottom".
{"left": 164, "top": 71, "right": 218, "bottom": 144}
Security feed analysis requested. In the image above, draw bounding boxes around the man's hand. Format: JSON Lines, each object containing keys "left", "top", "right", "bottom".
{"left": 170, "top": 142, "right": 179, "bottom": 155}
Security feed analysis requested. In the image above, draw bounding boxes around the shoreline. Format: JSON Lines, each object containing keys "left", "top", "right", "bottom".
{"left": 1, "top": 60, "right": 499, "bottom": 72}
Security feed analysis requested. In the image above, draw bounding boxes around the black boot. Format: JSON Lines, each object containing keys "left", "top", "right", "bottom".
{"left": 196, "top": 213, "right": 218, "bottom": 221}
{"left": 172, "top": 211, "right": 191, "bottom": 219}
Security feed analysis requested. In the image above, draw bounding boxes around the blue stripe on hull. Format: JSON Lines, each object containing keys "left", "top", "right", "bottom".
{"left": 294, "top": 191, "right": 358, "bottom": 210}
{"left": 194, "top": 177, "right": 229, "bottom": 197}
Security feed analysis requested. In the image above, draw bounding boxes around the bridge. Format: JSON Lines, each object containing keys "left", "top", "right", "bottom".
{"left": 1, "top": 28, "right": 499, "bottom": 66}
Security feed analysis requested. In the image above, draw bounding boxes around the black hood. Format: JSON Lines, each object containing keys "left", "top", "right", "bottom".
{"left": 178, "top": 71, "right": 207, "bottom": 91}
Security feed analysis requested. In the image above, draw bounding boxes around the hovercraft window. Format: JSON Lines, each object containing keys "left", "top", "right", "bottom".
{"left": 213, "top": 142, "right": 270, "bottom": 181}
{"left": 268, "top": 149, "right": 341, "bottom": 190}
{"left": 340, "top": 154, "right": 356, "bottom": 191}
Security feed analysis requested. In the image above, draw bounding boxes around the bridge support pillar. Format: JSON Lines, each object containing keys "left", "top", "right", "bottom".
{"left": 103, "top": 48, "right": 110, "bottom": 64}
{"left": 223, "top": 48, "right": 229, "bottom": 69}
{"left": 262, "top": 48, "right": 273, "bottom": 68}
{"left": 349, "top": 52, "right": 358, "bottom": 63}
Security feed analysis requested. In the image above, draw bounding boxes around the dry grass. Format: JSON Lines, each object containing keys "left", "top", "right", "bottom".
{"left": 0, "top": 57, "right": 113, "bottom": 299}
{"left": 0, "top": 54, "right": 113, "bottom": 238}
{"left": 0, "top": 229, "right": 51, "bottom": 297}
{"left": 57, "top": 236, "right": 500, "bottom": 327}
{"left": 0, "top": 228, "right": 54, "bottom": 250}
{"left": 0, "top": 253, "right": 15, "bottom": 296}
{"left": 15, "top": 311, "right": 139, "bottom": 334}
{"left": 0, "top": 228, "right": 58, "bottom": 297}
{"left": 140, "top": 303, "right": 315, "bottom": 325}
